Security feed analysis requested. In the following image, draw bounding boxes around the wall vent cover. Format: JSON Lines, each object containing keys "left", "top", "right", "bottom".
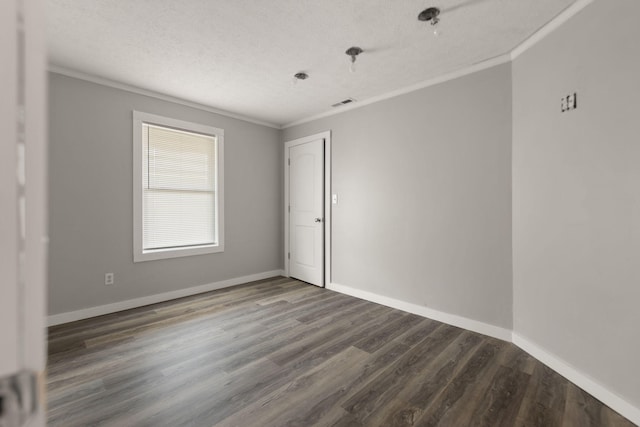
{"left": 331, "top": 98, "right": 356, "bottom": 108}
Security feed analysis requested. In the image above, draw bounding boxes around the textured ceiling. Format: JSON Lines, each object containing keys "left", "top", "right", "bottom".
{"left": 47, "top": 0, "right": 578, "bottom": 127}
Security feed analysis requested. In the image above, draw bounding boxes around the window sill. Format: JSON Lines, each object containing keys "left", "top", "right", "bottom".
{"left": 134, "top": 243, "right": 224, "bottom": 262}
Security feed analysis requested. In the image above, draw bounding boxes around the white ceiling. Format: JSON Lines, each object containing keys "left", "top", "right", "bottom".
{"left": 47, "top": 0, "right": 578, "bottom": 127}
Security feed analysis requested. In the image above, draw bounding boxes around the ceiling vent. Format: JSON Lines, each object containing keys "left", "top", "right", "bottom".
{"left": 331, "top": 98, "right": 356, "bottom": 108}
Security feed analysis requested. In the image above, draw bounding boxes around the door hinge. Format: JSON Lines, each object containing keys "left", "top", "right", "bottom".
{"left": 0, "top": 371, "right": 39, "bottom": 427}
{"left": 288, "top": 158, "right": 290, "bottom": 166}
{"left": 288, "top": 252, "right": 290, "bottom": 259}
{"left": 288, "top": 205, "right": 290, "bottom": 213}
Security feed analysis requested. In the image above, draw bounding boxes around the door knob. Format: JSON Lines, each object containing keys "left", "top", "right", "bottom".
{"left": 314, "top": 218, "right": 322, "bottom": 223}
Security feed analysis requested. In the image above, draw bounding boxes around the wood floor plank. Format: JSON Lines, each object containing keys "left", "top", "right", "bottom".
{"left": 515, "top": 364, "right": 568, "bottom": 427}
{"left": 46, "top": 277, "right": 635, "bottom": 427}
{"left": 48, "top": 313, "right": 293, "bottom": 386}
{"left": 214, "top": 346, "right": 370, "bottom": 427}
{"left": 268, "top": 306, "right": 399, "bottom": 367}
{"left": 352, "top": 312, "right": 424, "bottom": 353}
{"left": 562, "top": 382, "right": 636, "bottom": 427}
{"left": 468, "top": 365, "right": 531, "bottom": 427}
{"left": 373, "top": 330, "right": 485, "bottom": 426}
{"left": 341, "top": 325, "right": 466, "bottom": 423}
{"left": 396, "top": 318, "right": 441, "bottom": 348}
{"left": 258, "top": 292, "right": 345, "bottom": 326}
{"left": 426, "top": 339, "right": 514, "bottom": 427}
{"left": 102, "top": 358, "right": 276, "bottom": 427}
{"left": 416, "top": 339, "right": 505, "bottom": 426}
{"left": 308, "top": 332, "right": 420, "bottom": 425}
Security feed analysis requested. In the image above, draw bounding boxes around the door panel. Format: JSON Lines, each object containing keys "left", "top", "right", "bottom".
{"left": 289, "top": 139, "right": 324, "bottom": 286}
{"left": 291, "top": 153, "right": 315, "bottom": 211}
{"left": 294, "top": 226, "right": 315, "bottom": 266}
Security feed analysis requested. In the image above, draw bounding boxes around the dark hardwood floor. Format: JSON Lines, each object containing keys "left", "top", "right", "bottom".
{"left": 47, "top": 277, "right": 634, "bottom": 426}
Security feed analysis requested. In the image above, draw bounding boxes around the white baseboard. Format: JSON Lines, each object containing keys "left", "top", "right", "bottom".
{"left": 47, "top": 270, "right": 285, "bottom": 326}
{"left": 326, "top": 282, "right": 639, "bottom": 424}
{"left": 47, "top": 274, "right": 640, "bottom": 425}
{"left": 326, "top": 282, "right": 512, "bottom": 342}
{"left": 513, "top": 333, "right": 640, "bottom": 426}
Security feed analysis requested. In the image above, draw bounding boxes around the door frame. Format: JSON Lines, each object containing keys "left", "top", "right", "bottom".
{"left": 284, "top": 131, "right": 331, "bottom": 287}
{"left": 0, "top": 0, "right": 47, "bottom": 423}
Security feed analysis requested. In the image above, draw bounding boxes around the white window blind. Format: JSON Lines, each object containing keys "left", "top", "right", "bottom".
{"left": 142, "top": 123, "right": 217, "bottom": 251}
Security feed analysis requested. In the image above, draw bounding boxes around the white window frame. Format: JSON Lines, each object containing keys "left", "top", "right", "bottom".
{"left": 133, "top": 111, "right": 224, "bottom": 262}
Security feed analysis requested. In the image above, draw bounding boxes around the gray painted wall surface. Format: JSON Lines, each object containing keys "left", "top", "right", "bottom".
{"left": 48, "top": 73, "right": 282, "bottom": 315}
{"left": 512, "top": 0, "right": 640, "bottom": 407}
{"left": 284, "top": 64, "right": 513, "bottom": 329}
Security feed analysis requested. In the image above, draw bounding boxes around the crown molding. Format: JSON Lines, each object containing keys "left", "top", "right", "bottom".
{"left": 282, "top": 54, "right": 512, "bottom": 129}
{"left": 48, "top": 65, "right": 281, "bottom": 129}
{"left": 285, "top": 0, "right": 596, "bottom": 129}
{"left": 511, "top": 0, "right": 595, "bottom": 60}
{"left": 50, "top": 0, "right": 595, "bottom": 131}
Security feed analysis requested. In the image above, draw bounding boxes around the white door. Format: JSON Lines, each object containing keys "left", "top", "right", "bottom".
{"left": 0, "top": 0, "right": 47, "bottom": 425}
{"left": 288, "top": 139, "right": 324, "bottom": 287}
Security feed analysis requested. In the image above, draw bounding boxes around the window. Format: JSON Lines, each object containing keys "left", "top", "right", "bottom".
{"left": 133, "top": 111, "right": 224, "bottom": 262}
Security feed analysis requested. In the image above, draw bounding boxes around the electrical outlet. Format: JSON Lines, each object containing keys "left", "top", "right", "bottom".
{"left": 105, "top": 273, "right": 114, "bottom": 285}
{"left": 562, "top": 92, "right": 577, "bottom": 112}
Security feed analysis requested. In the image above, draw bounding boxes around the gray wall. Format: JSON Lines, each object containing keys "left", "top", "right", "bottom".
{"left": 512, "top": 0, "right": 640, "bottom": 408}
{"left": 48, "top": 73, "right": 282, "bottom": 315}
{"left": 283, "top": 64, "right": 513, "bottom": 329}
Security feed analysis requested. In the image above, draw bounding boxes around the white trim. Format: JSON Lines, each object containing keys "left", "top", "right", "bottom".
{"left": 282, "top": 54, "right": 511, "bottom": 128}
{"left": 132, "top": 111, "right": 225, "bottom": 262}
{"left": 323, "top": 134, "right": 332, "bottom": 286}
{"left": 513, "top": 333, "right": 640, "bottom": 426}
{"left": 47, "top": 270, "right": 285, "bottom": 326}
{"left": 326, "top": 282, "right": 512, "bottom": 342}
{"left": 284, "top": 0, "right": 596, "bottom": 128}
{"left": 48, "top": 65, "right": 280, "bottom": 129}
{"left": 510, "top": 0, "right": 594, "bottom": 60}
{"left": 50, "top": 0, "right": 594, "bottom": 132}
{"left": 284, "top": 131, "right": 332, "bottom": 287}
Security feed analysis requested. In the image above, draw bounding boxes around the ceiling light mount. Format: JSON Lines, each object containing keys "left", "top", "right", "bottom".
{"left": 345, "top": 47, "right": 363, "bottom": 73}
{"left": 292, "top": 72, "right": 309, "bottom": 85}
{"left": 418, "top": 7, "right": 440, "bottom": 23}
{"left": 418, "top": 7, "right": 441, "bottom": 35}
